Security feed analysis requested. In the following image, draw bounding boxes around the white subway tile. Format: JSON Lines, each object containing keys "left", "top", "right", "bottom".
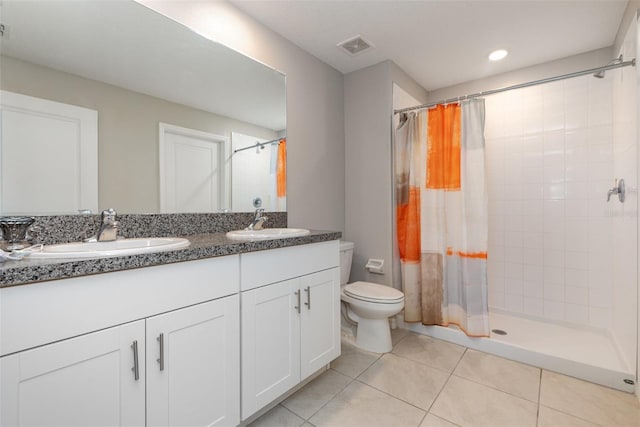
{"left": 565, "top": 304, "right": 589, "bottom": 324}
{"left": 523, "top": 248, "right": 544, "bottom": 266}
{"left": 505, "top": 294, "right": 524, "bottom": 312}
{"left": 543, "top": 200, "right": 564, "bottom": 217}
{"left": 565, "top": 251, "right": 588, "bottom": 270}
{"left": 505, "top": 230, "right": 524, "bottom": 247}
{"left": 504, "top": 246, "right": 524, "bottom": 264}
{"left": 506, "top": 279, "right": 524, "bottom": 297}
{"left": 565, "top": 199, "right": 589, "bottom": 217}
{"left": 504, "top": 262, "right": 524, "bottom": 279}
{"left": 589, "top": 288, "right": 613, "bottom": 309}
{"left": 523, "top": 215, "right": 544, "bottom": 233}
{"left": 565, "top": 268, "right": 588, "bottom": 287}
{"left": 565, "top": 285, "right": 589, "bottom": 305}
{"left": 523, "top": 297, "right": 544, "bottom": 315}
{"left": 489, "top": 291, "right": 505, "bottom": 309}
{"left": 564, "top": 163, "right": 588, "bottom": 182}
{"left": 524, "top": 280, "right": 544, "bottom": 298}
{"left": 522, "top": 183, "right": 544, "bottom": 200}
{"left": 565, "top": 182, "right": 589, "bottom": 199}
{"left": 543, "top": 300, "right": 565, "bottom": 320}
{"left": 543, "top": 182, "right": 565, "bottom": 200}
{"left": 504, "top": 215, "right": 523, "bottom": 232}
{"left": 523, "top": 232, "right": 544, "bottom": 249}
{"left": 543, "top": 266, "right": 565, "bottom": 284}
{"left": 589, "top": 306, "right": 611, "bottom": 329}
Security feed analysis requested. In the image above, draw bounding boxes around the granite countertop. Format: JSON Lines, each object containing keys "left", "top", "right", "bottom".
{"left": 0, "top": 230, "right": 341, "bottom": 288}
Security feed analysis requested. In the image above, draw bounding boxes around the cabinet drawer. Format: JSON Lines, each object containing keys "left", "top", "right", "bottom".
{"left": 1, "top": 256, "right": 239, "bottom": 356}
{"left": 240, "top": 240, "right": 339, "bottom": 291}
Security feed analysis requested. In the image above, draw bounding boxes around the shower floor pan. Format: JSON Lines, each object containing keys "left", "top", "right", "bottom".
{"left": 400, "top": 311, "right": 635, "bottom": 393}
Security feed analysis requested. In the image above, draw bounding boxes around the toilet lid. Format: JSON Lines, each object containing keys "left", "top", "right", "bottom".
{"left": 344, "top": 281, "right": 404, "bottom": 303}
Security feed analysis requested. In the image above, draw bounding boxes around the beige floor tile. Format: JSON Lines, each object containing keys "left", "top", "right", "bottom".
{"left": 540, "top": 370, "right": 640, "bottom": 426}
{"left": 453, "top": 348, "right": 540, "bottom": 402}
{"left": 358, "top": 353, "right": 450, "bottom": 410}
{"left": 308, "top": 381, "right": 426, "bottom": 427}
{"left": 537, "top": 406, "right": 601, "bottom": 427}
{"left": 392, "top": 332, "right": 466, "bottom": 372}
{"left": 430, "top": 376, "right": 537, "bottom": 427}
{"left": 248, "top": 405, "right": 306, "bottom": 427}
{"left": 391, "top": 326, "right": 410, "bottom": 347}
{"left": 282, "top": 369, "right": 352, "bottom": 419}
{"left": 420, "top": 413, "right": 459, "bottom": 427}
{"left": 330, "top": 339, "right": 381, "bottom": 378}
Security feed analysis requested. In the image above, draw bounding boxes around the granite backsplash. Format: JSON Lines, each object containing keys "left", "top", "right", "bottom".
{"left": 1, "top": 212, "right": 287, "bottom": 245}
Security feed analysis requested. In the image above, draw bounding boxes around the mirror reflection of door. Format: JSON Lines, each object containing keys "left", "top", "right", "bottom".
{"left": 159, "top": 123, "right": 230, "bottom": 213}
{"left": 0, "top": 91, "right": 98, "bottom": 215}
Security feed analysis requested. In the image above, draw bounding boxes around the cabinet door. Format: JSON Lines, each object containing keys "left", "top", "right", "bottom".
{"left": 0, "top": 321, "right": 145, "bottom": 426}
{"left": 300, "top": 268, "right": 341, "bottom": 380}
{"left": 146, "top": 295, "right": 240, "bottom": 427}
{"left": 241, "top": 279, "right": 301, "bottom": 420}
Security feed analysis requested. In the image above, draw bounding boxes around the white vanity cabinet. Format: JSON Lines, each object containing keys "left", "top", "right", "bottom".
{"left": 146, "top": 296, "right": 239, "bottom": 426}
{"left": 240, "top": 241, "right": 340, "bottom": 420}
{"left": 0, "top": 320, "right": 147, "bottom": 426}
{"left": 0, "top": 256, "right": 240, "bottom": 427}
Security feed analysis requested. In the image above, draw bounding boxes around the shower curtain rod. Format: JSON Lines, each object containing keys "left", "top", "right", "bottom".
{"left": 233, "top": 137, "right": 284, "bottom": 154}
{"left": 394, "top": 57, "right": 636, "bottom": 115}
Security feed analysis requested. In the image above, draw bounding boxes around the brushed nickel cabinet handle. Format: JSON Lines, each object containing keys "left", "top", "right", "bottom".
{"left": 304, "top": 286, "right": 311, "bottom": 310}
{"left": 131, "top": 340, "right": 140, "bottom": 381}
{"left": 157, "top": 333, "right": 165, "bottom": 371}
{"left": 294, "top": 290, "right": 301, "bottom": 313}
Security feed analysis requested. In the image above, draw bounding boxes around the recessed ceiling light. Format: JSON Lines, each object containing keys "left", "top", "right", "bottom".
{"left": 489, "top": 49, "right": 508, "bottom": 61}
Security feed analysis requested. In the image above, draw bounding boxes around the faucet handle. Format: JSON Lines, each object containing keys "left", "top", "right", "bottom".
{"left": 101, "top": 208, "right": 117, "bottom": 222}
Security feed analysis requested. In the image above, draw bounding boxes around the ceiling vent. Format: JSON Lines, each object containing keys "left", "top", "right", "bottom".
{"left": 337, "top": 35, "right": 374, "bottom": 56}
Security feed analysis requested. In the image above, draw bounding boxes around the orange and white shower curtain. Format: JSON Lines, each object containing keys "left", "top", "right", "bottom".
{"left": 395, "top": 99, "right": 489, "bottom": 337}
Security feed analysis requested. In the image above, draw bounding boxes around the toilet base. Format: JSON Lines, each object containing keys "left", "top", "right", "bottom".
{"left": 355, "top": 318, "right": 393, "bottom": 353}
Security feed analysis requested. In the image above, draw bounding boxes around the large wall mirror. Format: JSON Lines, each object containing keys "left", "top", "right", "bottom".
{"left": 0, "top": 0, "right": 286, "bottom": 215}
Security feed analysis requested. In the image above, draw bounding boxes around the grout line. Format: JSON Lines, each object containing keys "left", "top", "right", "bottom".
{"left": 352, "top": 378, "right": 428, "bottom": 419}
{"left": 536, "top": 368, "right": 543, "bottom": 425}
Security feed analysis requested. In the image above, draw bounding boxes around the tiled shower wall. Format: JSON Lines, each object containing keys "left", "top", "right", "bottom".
{"left": 485, "top": 70, "right": 635, "bottom": 330}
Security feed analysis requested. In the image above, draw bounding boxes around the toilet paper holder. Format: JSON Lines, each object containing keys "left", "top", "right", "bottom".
{"left": 365, "top": 258, "right": 384, "bottom": 274}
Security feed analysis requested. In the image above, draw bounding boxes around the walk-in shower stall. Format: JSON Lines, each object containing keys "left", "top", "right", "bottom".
{"left": 393, "top": 17, "right": 638, "bottom": 393}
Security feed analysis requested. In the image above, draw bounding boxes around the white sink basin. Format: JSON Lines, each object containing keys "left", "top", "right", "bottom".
{"left": 226, "top": 228, "right": 310, "bottom": 241}
{"left": 27, "top": 237, "right": 190, "bottom": 259}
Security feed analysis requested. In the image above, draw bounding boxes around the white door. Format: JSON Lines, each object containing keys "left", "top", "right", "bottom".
{"left": 146, "top": 296, "right": 240, "bottom": 427}
{"left": 241, "top": 279, "right": 301, "bottom": 420}
{"left": 159, "top": 123, "right": 229, "bottom": 213}
{"left": 300, "top": 268, "right": 341, "bottom": 379}
{"left": 0, "top": 321, "right": 145, "bottom": 426}
{"left": 0, "top": 90, "right": 98, "bottom": 214}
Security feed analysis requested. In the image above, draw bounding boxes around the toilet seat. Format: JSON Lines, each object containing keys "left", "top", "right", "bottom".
{"left": 343, "top": 281, "right": 404, "bottom": 304}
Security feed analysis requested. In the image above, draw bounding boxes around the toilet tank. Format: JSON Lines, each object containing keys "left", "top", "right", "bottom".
{"left": 339, "top": 241, "right": 354, "bottom": 285}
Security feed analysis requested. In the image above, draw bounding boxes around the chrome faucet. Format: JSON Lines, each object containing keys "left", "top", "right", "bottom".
{"left": 245, "top": 209, "right": 268, "bottom": 230}
{"left": 96, "top": 208, "right": 120, "bottom": 241}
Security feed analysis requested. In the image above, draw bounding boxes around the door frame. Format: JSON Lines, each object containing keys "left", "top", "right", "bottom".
{"left": 158, "top": 122, "right": 230, "bottom": 213}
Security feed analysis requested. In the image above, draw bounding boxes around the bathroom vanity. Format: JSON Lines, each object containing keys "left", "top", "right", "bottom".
{"left": 0, "top": 231, "right": 341, "bottom": 426}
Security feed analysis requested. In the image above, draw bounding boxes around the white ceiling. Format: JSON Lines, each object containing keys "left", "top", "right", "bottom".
{"left": 229, "top": 0, "right": 628, "bottom": 91}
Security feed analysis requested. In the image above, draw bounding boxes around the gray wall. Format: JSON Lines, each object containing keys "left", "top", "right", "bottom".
{"left": 140, "top": 0, "right": 345, "bottom": 232}
{"left": 344, "top": 61, "right": 427, "bottom": 286}
{"left": 1, "top": 56, "right": 278, "bottom": 213}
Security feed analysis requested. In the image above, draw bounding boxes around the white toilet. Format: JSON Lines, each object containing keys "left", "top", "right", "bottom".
{"left": 340, "top": 241, "right": 405, "bottom": 353}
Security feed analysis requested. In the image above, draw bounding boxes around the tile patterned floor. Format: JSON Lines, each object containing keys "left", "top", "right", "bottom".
{"left": 249, "top": 329, "right": 640, "bottom": 427}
